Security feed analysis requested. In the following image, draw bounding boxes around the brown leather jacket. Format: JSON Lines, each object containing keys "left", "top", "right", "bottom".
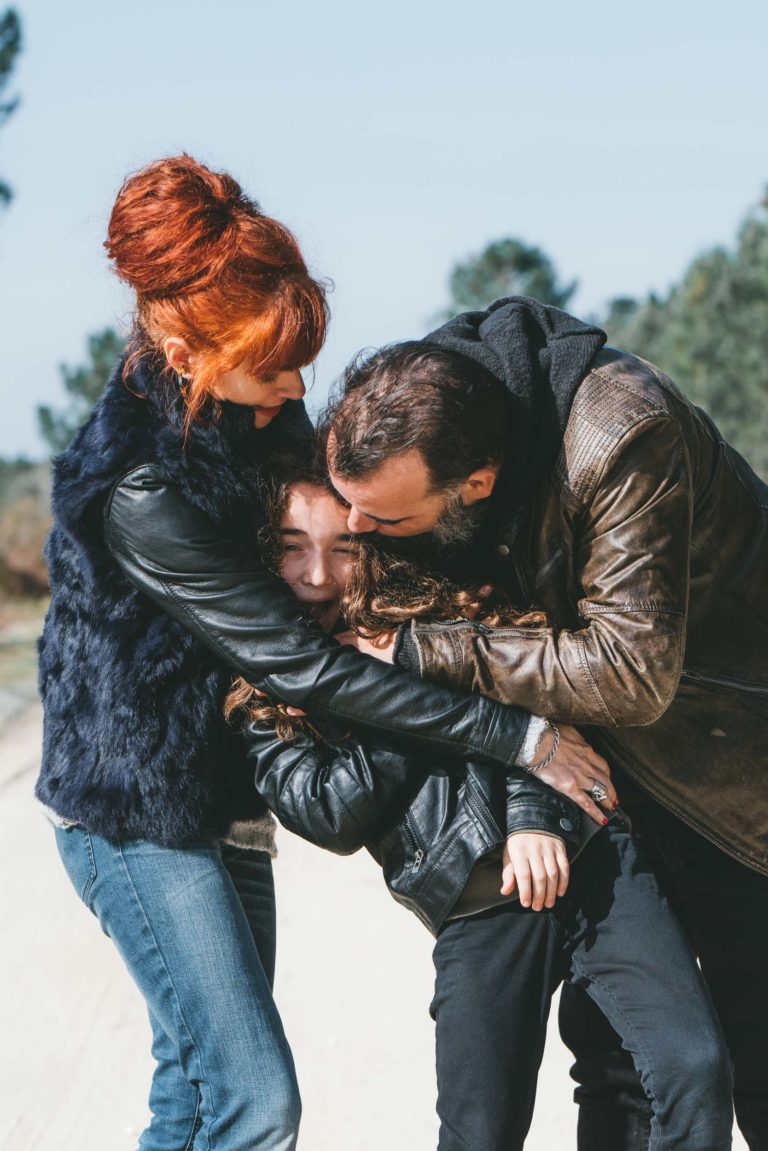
{"left": 401, "top": 348, "right": 768, "bottom": 876}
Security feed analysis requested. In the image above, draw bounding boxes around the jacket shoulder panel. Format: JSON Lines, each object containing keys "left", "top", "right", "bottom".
{"left": 555, "top": 349, "right": 674, "bottom": 505}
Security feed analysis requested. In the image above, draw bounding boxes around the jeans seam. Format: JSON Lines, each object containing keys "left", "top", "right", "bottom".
{"left": 569, "top": 957, "right": 664, "bottom": 1145}
{"left": 113, "top": 842, "right": 220, "bottom": 1146}
{"left": 182, "top": 1097, "right": 201, "bottom": 1151}
{"left": 81, "top": 830, "right": 97, "bottom": 904}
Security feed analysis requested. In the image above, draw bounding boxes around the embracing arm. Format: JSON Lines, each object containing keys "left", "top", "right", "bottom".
{"left": 398, "top": 416, "right": 692, "bottom": 728}
{"left": 103, "top": 465, "right": 529, "bottom": 766}
{"left": 244, "top": 723, "right": 418, "bottom": 855}
{"left": 242, "top": 721, "right": 581, "bottom": 857}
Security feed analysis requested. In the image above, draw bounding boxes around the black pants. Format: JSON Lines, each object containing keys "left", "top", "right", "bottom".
{"left": 560, "top": 780, "right": 768, "bottom": 1151}
{"left": 430, "top": 822, "right": 732, "bottom": 1151}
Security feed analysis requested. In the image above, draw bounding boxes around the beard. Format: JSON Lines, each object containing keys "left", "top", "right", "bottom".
{"left": 367, "top": 493, "right": 488, "bottom": 575}
{"left": 431, "top": 490, "right": 487, "bottom": 547}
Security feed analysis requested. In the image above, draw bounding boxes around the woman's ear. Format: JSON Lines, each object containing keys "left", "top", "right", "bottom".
{"left": 162, "top": 337, "right": 192, "bottom": 375}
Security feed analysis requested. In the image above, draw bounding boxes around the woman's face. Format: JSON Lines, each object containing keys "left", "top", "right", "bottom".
{"left": 163, "top": 338, "right": 307, "bottom": 428}
{"left": 277, "top": 483, "right": 356, "bottom": 632}
{"left": 211, "top": 367, "right": 306, "bottom": 428}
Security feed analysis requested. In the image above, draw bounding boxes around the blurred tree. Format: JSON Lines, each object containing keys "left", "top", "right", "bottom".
{"left": 0, "top": 455, "right": 32, "bottom": 495}
{"left": 0, "top": 7, "right": 21, "bottom": 208}
{"left": 605, "top": 193, "right": 768, "bottom": 478}
{"left": 0, "top": 461, "right": 50, "bottom": 595}
{"left": 444, "top": 238, "right": 577, "bottom": 318}
{"left": 37, "top": 328, "right": 125, "bottom": 454}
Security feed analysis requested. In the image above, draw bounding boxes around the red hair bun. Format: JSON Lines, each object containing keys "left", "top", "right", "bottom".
{"left": 105, "top": 154, "right": 258, "bottom": 299}
{"left": 104, "top": 154, "right": 329, "bottom": 428}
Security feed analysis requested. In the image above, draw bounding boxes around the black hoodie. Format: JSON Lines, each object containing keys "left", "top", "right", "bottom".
{"left": 425, "top": 295, "right": 606, "bottom": 512}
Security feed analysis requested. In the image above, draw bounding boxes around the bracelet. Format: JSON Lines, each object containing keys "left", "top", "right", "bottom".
{"left": 525, "top": 720, "right": 560, "bottom": 775}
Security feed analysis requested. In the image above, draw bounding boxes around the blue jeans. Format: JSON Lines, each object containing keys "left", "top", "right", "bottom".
{"left": 54, "top": 826, "right": 300, "bottom": 1151}
{"left": 431, "top": 822, "right": 733, "bottom": 1151}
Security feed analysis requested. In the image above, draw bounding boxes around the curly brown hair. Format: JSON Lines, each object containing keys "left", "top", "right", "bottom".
{"left": 223, "top": 676, "right": 318, "bottom": 742}
{"left": 342, "top": 543, "right": 545, "bottom": 636}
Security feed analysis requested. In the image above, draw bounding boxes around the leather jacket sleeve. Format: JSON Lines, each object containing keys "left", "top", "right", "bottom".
{"left": 243, "top": 721, "right": 579, "bottom": 852}
{"left": 244, "top": 723, "right": 419, "bottom": 854}
{"left": 400, "top": 417, "right": 691, "bottom": 727}
{"left": 103, "top": 464, "right": 530, "bottom": 766}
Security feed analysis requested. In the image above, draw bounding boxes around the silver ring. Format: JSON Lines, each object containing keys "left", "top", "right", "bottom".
{"left": 590, "top": 781, "right": 609, "bottom": 803}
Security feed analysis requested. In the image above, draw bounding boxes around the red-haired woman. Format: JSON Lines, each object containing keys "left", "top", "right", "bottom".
{"left": 36, "top": 155, "right": 608, "bottom": 1151}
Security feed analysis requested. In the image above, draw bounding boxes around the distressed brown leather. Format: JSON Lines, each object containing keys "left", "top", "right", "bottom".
{"left": 408, "top": 348, "right": 768, "bottom": 875}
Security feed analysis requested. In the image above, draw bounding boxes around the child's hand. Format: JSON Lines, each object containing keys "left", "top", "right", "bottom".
{"left": 250, "top": 686, "right": 306, "bottom": 719}
{"left": 501, "top": 832, "right": 570, "bottom": 910}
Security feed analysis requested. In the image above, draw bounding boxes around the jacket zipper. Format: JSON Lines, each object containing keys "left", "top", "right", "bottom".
{"left": 511, "top": 552, "right": 533, "bottom": 604}
{"left": 463, "top": 776, "right": 500, "bottom": 844}
{"left": 403, "top": 812, "right": 426, "bottom": 872}
{"left": 680, "top": 668, "right": 768, "bottom": 696}
{"left": 533, "top": 547, "right": 564, "bottom": 590}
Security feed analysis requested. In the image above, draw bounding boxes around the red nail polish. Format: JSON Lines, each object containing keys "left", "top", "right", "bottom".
{"left": 602, "top": 817, "right": 609, "bottom": 826}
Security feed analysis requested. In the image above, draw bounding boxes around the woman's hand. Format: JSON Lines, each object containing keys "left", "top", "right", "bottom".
{"left": 335, "top": 629, "right": 397, "bottom": 664}
{"left": 501, "top": 832, "right": 569, "bottom": 909}
{"left": 534, "top": 723, "right": 617, "bottom": 825}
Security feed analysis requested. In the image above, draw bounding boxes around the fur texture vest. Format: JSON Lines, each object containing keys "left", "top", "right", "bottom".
{"left": 35, "top": 355, "right": 312, "bottom": 845}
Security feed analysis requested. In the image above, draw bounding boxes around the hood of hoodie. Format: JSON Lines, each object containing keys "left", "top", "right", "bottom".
{"left": 424, "top": 296, "right": 606, "bottom": 512}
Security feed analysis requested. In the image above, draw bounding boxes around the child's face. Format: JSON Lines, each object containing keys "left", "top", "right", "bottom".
{"left": 278, "top": 482, "right": 356, "bottom": 632}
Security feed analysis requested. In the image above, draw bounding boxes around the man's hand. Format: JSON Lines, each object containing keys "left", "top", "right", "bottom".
{"left": 532, "top": 723, "right": 617, "bottom": 825}
{"left": 501, "top": 832, "right": 569, "bottom": 909}
{"left": 335, "top": 629, "right": 397, "bottom": 664}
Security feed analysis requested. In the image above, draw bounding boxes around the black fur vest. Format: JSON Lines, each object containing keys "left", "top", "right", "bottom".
{"left": 35, "top": 356, "right": 312, "bottom": 845}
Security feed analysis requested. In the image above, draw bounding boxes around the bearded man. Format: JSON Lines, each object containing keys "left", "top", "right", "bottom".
{"left": 324, "top": 296, "right": 768, "bottom": 1151}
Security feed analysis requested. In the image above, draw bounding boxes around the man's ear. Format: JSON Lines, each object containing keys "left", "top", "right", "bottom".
{"left": 461, "top": 464, "right": 500, "bottom": 505}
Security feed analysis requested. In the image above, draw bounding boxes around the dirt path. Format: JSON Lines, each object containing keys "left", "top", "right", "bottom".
{"left": 1, "top": 705, "right": 746, "bottom": 1150}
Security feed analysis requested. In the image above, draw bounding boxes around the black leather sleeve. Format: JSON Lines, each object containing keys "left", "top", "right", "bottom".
{"left": 244, "top": 721, "right": 573, "bottom": 855}
{"left": 104, "top": 464, "right": 531, "bottom": 767}
{"left": 505, "top": 773, "right": 581, "bottom": 850}
{"left": 244, "top": 722, "right": 419, "bottom": 854}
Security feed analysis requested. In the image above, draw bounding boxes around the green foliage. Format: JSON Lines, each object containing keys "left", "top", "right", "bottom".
{"left": 441, "top": 201, "right": 768, "bottom": 479}
{"left": 444, "top": 238, "right": 577, "bottom": 318}
{"left": 37, "top": 328, "right": 125, "bottom": 454}
{"left": 604, "top": 194, "right": 768, "bottom": 478}
{"left": 0, "top": 7, "right": 21, "bottom": 207}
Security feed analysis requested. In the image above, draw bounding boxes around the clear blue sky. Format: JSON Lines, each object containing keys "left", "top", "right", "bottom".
{"left": 2, "top": 0, "right": 767, "bottom": 457}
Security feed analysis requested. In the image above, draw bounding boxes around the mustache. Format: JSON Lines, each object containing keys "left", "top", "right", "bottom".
{"left": 365, "top": 496, "right": 488, "bottom": 573}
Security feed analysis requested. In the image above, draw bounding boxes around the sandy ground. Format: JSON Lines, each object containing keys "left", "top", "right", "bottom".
{"left": 1, "top": 704, "right": 747, "bottom": 1151}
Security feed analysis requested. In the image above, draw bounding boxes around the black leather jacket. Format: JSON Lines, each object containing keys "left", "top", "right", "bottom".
{"left": 242, "top": 720, "right": 583, "bottom": 935}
